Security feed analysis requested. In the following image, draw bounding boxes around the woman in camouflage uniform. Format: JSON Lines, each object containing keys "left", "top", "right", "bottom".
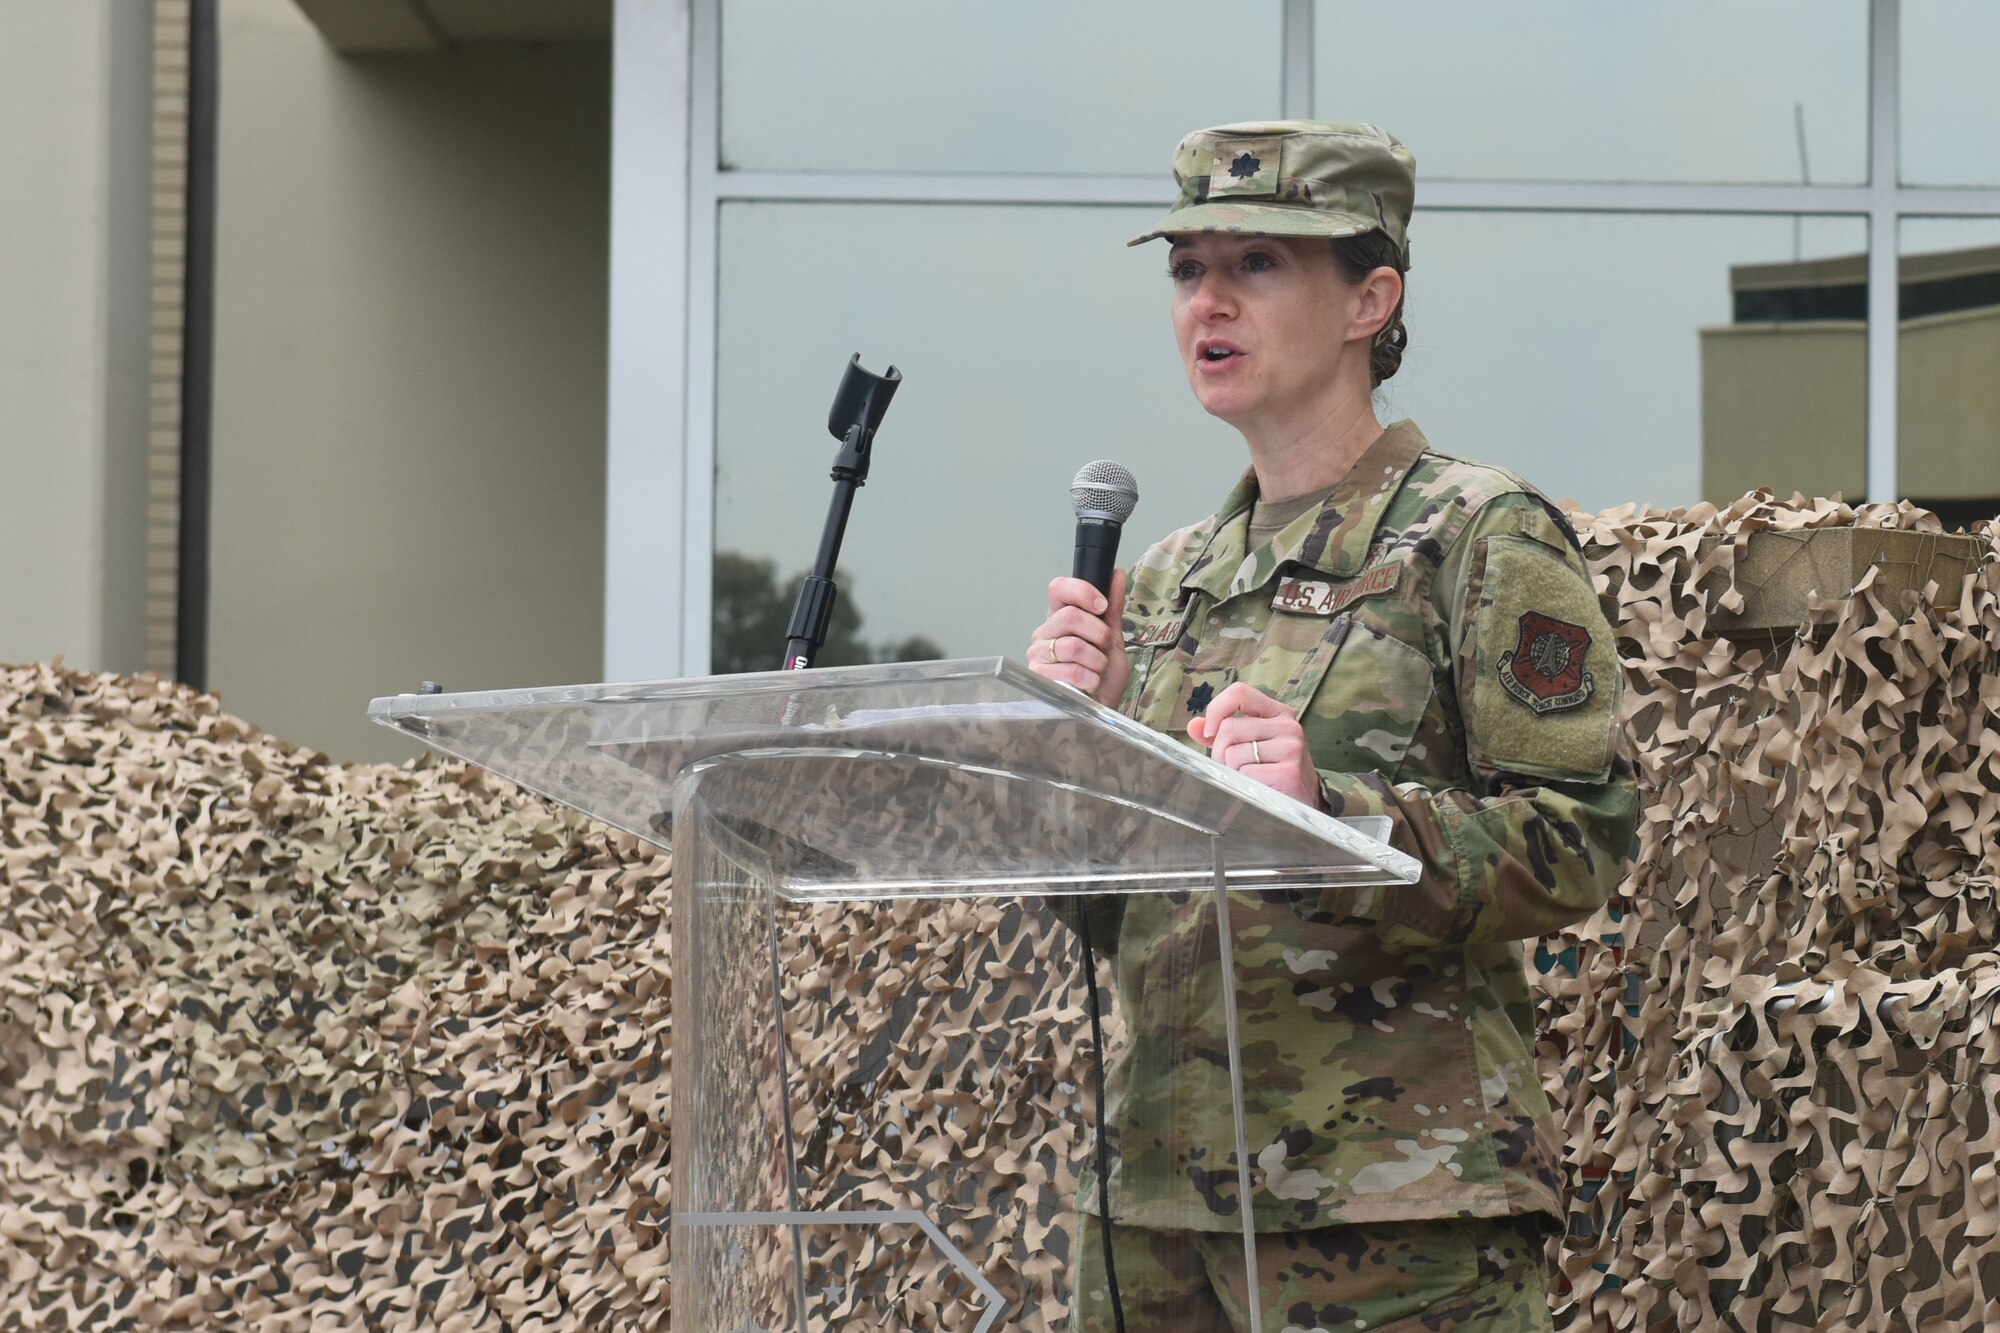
{"left": 1027, "top": 122, "right": 1638, "bottom": 1333}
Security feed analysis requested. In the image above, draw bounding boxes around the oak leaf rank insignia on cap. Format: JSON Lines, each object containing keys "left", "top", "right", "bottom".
{"left": 1211, "top": 138, "right": 1280, "bottom": 198}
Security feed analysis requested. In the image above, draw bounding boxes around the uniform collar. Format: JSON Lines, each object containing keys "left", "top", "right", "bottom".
{"left": 1180, "top": 419, "right": 1431, "bottom": 602}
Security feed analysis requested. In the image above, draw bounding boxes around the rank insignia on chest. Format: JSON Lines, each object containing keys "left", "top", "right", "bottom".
{"left": 1186, "top": 681, "right": 1216, "bottom": 716}
{"left": 1496, "top": 611, "right": 1595, "bottom": 714}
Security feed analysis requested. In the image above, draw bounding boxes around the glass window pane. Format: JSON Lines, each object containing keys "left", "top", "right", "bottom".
{"left": 720, "top": 1, "right": 1281, "bottom": 176}
{"left": 1902, "top": 1, "right": 2000, "bottom": 185}
{"left": 1314, "top": 0, "right": 1867, "bottom": 184}
{"left": 1385, "top": 212, "right": 1867, "bottom": 512}
{"left": 714, "top": 205, "right": 1867, "bottom": 670}
{"left": 1898, "top": 217, "right": 2000, "bottom": 524}
{"left": 715, "top": 202, "right": 1240, "bottom": 667}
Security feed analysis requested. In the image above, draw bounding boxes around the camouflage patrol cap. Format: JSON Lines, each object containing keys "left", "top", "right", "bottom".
{"left": 1128, "top": 120, "right": 1415, "bottom": 263}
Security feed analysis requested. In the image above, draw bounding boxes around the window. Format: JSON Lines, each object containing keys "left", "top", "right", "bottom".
{"left": 676, "top": 0, "right": 2000, "bottom": 669}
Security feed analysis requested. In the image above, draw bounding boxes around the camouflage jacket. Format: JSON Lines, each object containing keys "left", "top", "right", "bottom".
{"left": 1066, "top": 419, "right": 1637, "bottom": 1232}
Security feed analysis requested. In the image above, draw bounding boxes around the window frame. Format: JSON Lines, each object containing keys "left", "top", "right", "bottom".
{"left": 607, "top": 0, "right": 2000, "bottom": 677}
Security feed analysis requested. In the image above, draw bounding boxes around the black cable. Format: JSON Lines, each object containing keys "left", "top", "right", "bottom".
{"left": 1074, "top": 905, "right": 1127, "bottom": 1333}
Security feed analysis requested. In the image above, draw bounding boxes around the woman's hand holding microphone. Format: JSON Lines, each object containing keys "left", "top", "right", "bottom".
{"left": 1027, "top": 572, "right": 1130, "bottom": 707}
{"left": 1026, "top": 580, "right": 1323, "bottom": 811}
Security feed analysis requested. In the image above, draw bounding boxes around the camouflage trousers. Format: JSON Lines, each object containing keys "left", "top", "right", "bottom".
{"left": 1069, "top": 1214, "right": 1551, "bottom": 1333}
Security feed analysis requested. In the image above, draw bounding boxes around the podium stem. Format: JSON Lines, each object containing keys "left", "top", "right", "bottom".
{"left": 766, "top": 895, "right": 812, "bottom": 1326}
{"left": 1211, "top": 840, "right": 1264, "bottom": 1333}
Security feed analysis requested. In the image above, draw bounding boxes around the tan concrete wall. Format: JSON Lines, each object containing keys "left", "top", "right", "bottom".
{"left": 0, "top": 1, "right": 155, "bottom": 673}
{"left": 209, "top": 0, "right": 609, "bottom": 763}
{"left": 1702, "top": 311, "right": 2000, "bottom": 507}
{"left": 1701, "top": 322, "right": 1868, "bottom": 506}
{"left": 1900, "top": 305, "right": 2000, "bottom": 499}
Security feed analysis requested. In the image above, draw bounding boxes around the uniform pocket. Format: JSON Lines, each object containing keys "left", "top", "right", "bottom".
{"left": 1280, "top": 1217, "right": 1485, "bottom": 1331}
{"left": 1298, "top": 626, "right": 1437, "bottom": 782}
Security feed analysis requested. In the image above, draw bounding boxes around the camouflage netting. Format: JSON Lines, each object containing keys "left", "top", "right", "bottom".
{"left": 2, "top": 494, "right": 1996, "bottom": 1330}
{"left": 1555, "top": 495, "right": 2000, "bottom": 1331}
{"left": 0, "top": 669, "right": 677, "bottom": 1328}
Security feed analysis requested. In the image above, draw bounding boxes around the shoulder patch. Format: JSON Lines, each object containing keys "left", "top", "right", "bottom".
{"left": 1466, "top": 535, "right": 1618, "bottom": 782}
{"left": 1495, "top": 612, "right": 1594, "bottom": 714}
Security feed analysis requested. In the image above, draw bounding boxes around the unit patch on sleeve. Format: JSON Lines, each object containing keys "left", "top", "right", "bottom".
{"left": 1466, "top": 529, "right": 1618, "bottom": 782}
{"left": 1496, "top": 611, "right": 1595, "bottom": 714}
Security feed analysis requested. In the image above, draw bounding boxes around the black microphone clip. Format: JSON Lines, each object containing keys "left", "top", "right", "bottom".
{"left": 827, "top": 353, "right": 901, "bottom": 483}
{"left": 781, "top": 354, "right": 903, "bottom": 671}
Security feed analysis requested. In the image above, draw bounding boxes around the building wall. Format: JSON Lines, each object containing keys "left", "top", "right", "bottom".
{"left": 208, "top": 0, "right": 609, "bottom": 763}
{"left": 0, "top": 2, "right": 155, "bottom": 674}
{"left": 1702, "top": 308, "right": 2000, "bottom": 508}
{"left": 1901, "top": 305, "right": 2000, "bottom": 500}
{"left": 1702, "top": 323, "right": 1868, "bottom": 507}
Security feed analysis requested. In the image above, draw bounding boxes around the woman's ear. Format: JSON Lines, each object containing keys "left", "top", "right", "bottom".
{"left": 1349, "top": 264, "right": 1404, "bottom": 342}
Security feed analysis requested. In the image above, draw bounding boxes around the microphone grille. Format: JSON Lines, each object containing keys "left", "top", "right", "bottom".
{"left": 1070, "top": 459, "right": 1139, "bottom": 522}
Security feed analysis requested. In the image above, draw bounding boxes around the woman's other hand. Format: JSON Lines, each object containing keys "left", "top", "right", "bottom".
{"left": 1188, "top": 682, "right": 1325, "bottom": 809}
{"left": 1027, "top": 571, "right": 1129, "bottom": 707}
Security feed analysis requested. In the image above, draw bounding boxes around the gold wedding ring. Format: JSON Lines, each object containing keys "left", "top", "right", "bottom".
{"left": 1251, "top": 739, "right": 1263, "bottom": 765}
{"left": 1046, "top": 637, "right": 1062, "bottom": 665}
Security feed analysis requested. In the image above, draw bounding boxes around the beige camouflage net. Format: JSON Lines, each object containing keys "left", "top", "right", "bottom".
{"left": 1550, "top": 495, "right": 2000, "bottom": 1331}
{"left": 3, "top": 493, "right": 1997, "bottom": 1329}
{"left": 0, "top": 665, "right": 678, "bottom": 1328}
{"left": 0, "top": 662, "right": 1108, "bottom": 1331}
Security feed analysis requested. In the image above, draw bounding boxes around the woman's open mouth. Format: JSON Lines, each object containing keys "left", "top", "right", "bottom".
{"left": 1195, "top": 340, "right": 1244, "bottom": 369}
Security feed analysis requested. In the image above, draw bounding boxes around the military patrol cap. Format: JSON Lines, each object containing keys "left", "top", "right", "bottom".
{"left": 1128, "top": 120, "right": 1415, "bottom": 263}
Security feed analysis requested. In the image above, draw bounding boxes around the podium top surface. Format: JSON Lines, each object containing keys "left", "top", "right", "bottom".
{"left": 369, "top": 657, "right": 1421, "bottom": 899}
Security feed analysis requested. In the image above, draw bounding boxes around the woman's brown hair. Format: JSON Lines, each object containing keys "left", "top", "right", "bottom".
{"left": 1330, "top": 231, "right": 1408, "bottom": 387}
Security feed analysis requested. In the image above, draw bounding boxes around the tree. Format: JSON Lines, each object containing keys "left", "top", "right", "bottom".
{"left": 710, "top": 550, "right": 945, "bottom": 674}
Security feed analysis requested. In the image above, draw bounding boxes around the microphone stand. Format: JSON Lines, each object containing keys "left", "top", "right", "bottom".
{"left": 782, "top": 354, "right": 901, "bottom": 671}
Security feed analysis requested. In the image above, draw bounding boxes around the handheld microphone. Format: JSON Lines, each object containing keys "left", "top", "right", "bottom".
{"left": 1069, "top": 460, "right": 1139, "bottom": 598}
{"left": 1065, "top": 457, "right": 1141, "bottom": 1333}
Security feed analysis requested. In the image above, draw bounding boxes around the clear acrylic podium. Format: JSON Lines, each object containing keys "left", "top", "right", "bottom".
{"left": 371, "top": 658, "right": 1419, "bottom": 1331}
